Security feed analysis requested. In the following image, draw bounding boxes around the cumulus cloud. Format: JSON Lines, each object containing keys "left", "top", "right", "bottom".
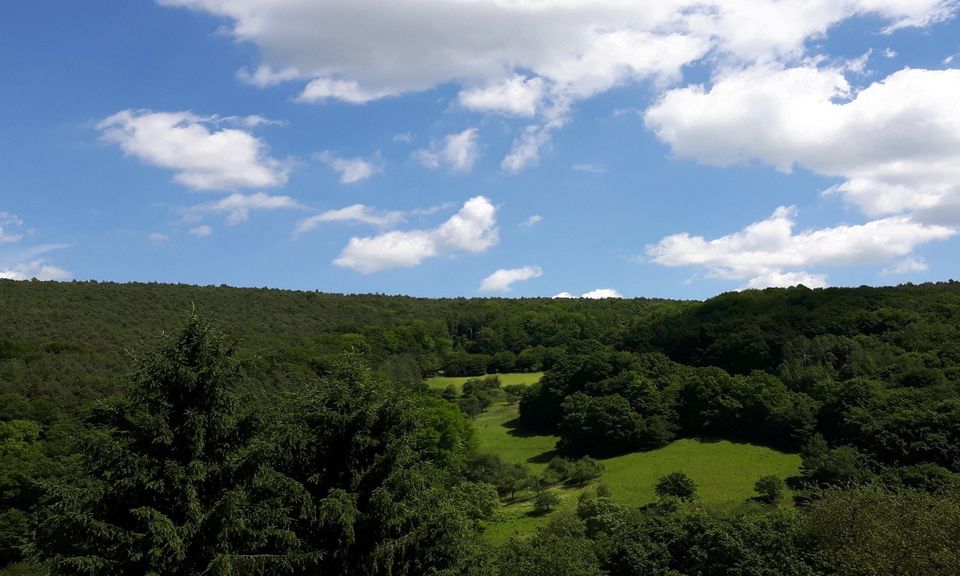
{"left": 415, "top": 129, "right": 480, "bottom": 172}
{"left": 0, "top": 260, "right": 71, "bottom": 281}
{"left": 502, "top": 124, "right": 557, "bottom": 173}
{"left": 98, "top": 109, "right": 289, "bottom": 191}
{"left": 0, "top": 238, "right": 71, "bottom": 282}
{"left": 297, "top": 78, "right": 397, "bottom": 104}
{"left": 334, "top": 196, "right": 497, "bottom": 273}
{"left": 185, "top": 192, "right": 302, "bottom": 225}
{"left": 295, "top": 204, "right": 405, "bottom": 236}
{"left": 161, "top": 1, "right": 956, "bottom": 173}
{"left": 459, "top": 76, "right": 545, "bottom": 117}
{"left": 237, "top": 65, "right": 301, "bottom": 87}
{"left": 646, "top": 206, "right": 955, "bottom": 289}
{"left": 582, "top": 288, "right": 623, "bottom": 299}
{"left": 479, "top": 265, "right": 543, "bottom": 292}
{"left": 553, "top": 288, "right": 623, "bottom": 299}
{"left": 315, "top": 151, "right": 382, "bottom": 184}
{"left": 646, "top": 66, "right": 960, "bottom": 224}
{"left": 163, "top": 1, "right": 952, "bottom": 102}
{"left": 645, "top": 64, "right": 960, "bottom": 287}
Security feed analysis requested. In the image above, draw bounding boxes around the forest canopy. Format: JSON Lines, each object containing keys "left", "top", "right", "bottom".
{"left": 2, "top": 280, "right": 960, "bottom": 575}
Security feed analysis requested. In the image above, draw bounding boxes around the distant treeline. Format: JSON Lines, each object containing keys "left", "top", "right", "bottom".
{"left": 0, "top": 280, "right": 687, "bottom": 420}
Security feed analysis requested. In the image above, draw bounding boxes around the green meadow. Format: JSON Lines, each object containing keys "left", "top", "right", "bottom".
{"left": 425, "top": 372, "right": 544, "bottom": 393}
{"left": 474, "top": 401, "right": 802, "bottom": 543}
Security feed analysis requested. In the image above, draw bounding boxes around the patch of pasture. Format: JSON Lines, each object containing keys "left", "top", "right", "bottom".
{"left": 475, "top": 402, "right": 802, "bottom": 543}
{"left": 425, "top": 372, "right": 543, "bottom": 393}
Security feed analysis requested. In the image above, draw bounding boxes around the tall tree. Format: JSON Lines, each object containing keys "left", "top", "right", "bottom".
{"left": 32, "top": 313, "right": 268, "bottom": 575}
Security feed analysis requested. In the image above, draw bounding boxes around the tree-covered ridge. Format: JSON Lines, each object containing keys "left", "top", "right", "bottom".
{"left": 0, "top": 279, "right": 688, "bottom": 419}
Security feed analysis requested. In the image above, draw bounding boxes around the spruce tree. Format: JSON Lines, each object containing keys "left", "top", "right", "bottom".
{"left": 32, "top": 313, "right": 266, "bottom": 575}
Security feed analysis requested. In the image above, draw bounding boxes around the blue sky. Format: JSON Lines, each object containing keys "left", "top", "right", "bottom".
{"left": 2, "top": 1, "right": 960, "bottom": 299}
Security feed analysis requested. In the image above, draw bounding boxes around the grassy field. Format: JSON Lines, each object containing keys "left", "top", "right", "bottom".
{"left": 475, "top": 401, "right": 802, "bottom": 543}
{"left": 425, "top": 372, "right": 544, "bottom": 393}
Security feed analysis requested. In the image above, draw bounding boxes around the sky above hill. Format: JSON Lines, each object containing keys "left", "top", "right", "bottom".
{"left": 3, "top": 0, "right": 960, "bottom": 299}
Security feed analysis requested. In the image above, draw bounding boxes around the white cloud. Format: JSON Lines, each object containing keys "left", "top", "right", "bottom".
{"left": 334, "top": 196, "right": 497, "bottom": 273}
{"left": 297, "top": 78, "right": 397, "bottom": 104}
{"left": 582, "top": 288, "right": 623, "bottom": 299}
{"left": 881, "top": 256, "right": 928, "bottom": 276}
{"left": 882, "top": 47, "right": 898, "bottom": 58}
{"left": 98, "top": 109, "right": 289, "bottom": 191}
{"left": 552, "top": 288, "right": 623, "bottom": 299}
{"left": 295, "top": 204, "right": 405, "bottom": 236}
{"left": 415, "top": 128, "right": 480, "bottom": 172}
{"left": 502, "top": 124, "right": 554, "bottom": 173}
{"left": 189, "top": 225, "right": 213, "bottom": 237}
{"left": 743, "top": 270, "right": 829, "bottom": 290}
{"left": 148, "top": 232, "right": 170, "bottom": 244}
{"left": 459, "top": 76, "right": 545, "bottom": 117}
{"left": 646, "top": 66, "right": 960, "bottom": 225}
{"left": 164, "top": 0, "right": 953, "bottom": 104}
{"left": 0, "top": 260, "right": 71, "bottom": 281}
{"left": 186, "top": 192, "right": 302, "bottom": 225}
{"left": 237, "top": 65, "right": 301, "bottom": 87}
{"left": 646, "top": 206, "right": 955, "bottom": 289}
{"left": 520, "top": 215, "right": 543, "bottom": 227}
{"left": 0, "top": 240, "right": 71, "bottom": 282}
{"left": 162, "top": 1, "right": 957, "bottom": 176}
{"left": 479, "top": 265, "right": 543, "bottom": 292}
{"left": 393, "top": 132, "right": 415, "bottom": 144}
{"left": 315, "top": 151, "right": 382, "bottom": 184}
{"left": 0, "top": 212, "right": 24, "bottom": 244}
{"left": 163, "top": 1, "right": 957, "bottom": 98}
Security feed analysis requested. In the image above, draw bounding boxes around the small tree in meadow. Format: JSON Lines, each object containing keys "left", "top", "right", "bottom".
{"left": 532, "top": 490, "right": 561, "bottom": 515}
{"left": 754, "top": 475, "right": 785, "bottom": 504}
{"left": 655, "top": 472, "right": 697, "bottom": 501}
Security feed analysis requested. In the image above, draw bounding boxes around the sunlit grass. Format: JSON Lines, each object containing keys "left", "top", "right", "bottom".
{"left": 475, "top": 401, "right": 802, "bottom": 543}
{"left": 425, "top": 372, "right": 543, "bottom": 393}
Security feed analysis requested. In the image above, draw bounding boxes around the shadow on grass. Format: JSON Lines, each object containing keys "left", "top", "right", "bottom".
{"left": 527, "top": 450, "right": 558, "bottom": 465}
{"left": 503, "top": 417, "right": 554, "bottom": 438}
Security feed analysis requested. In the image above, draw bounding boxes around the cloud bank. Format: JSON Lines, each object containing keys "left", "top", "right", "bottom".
{"left": 335, "top": 196, "right": 498, "bottom": 273}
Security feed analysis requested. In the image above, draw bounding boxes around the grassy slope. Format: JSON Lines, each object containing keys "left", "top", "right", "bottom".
{"left": 475, "top": 401, "right": 802, "bottom": 543}
{"left": 425, "top": 373, "right": 544, "bottom": 393}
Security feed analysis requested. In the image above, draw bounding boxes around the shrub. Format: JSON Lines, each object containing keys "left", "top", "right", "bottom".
{"left": 655, "top": 471, "right": 697, "bottom": 501}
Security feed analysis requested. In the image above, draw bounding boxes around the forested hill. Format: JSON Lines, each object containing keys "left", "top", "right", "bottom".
{"left": 4, "top": 279, "right": 960, "bottom": 421}
{"left": 0, "top": 280, "right": 688, "bottom": 417}
{"left": 4, "top": 280, "right": 960, "bottom": 575}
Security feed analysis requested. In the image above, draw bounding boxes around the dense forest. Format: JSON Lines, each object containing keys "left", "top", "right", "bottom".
{"left": 2, "top": 279, "right": 960, "bottom": 575}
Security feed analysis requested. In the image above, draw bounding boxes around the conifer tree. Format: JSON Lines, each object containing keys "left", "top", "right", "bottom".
{"left": 32, "top": 313, "right": 267, "bottom": 575}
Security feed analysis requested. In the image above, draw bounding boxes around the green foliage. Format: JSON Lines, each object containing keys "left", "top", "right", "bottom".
{"left": 544, "top": 457, "right": 604, "bottom": 487}
{"left": 467, "top": 454, "right": 532, "bottom": 500}
{"left": 655, "top": 472, "right": 697, "bottom": 501}
{"left": 257, "top": 356, "right": 477, "bottom": 574}
{"left": 532, "top": 490, "right": 561, "bottom": 516}
{"left": 493, "top": 515, "right": 603, "bottom": 576}
{"left": 799, "top": 486, "right": 960, "bottom": 576}
{"left": 754, "top": 475, "right": 786, "bottom": 504}
{"left": 31, "top": 313, "right": 268, "bottom": 574}
{"left": 8, "top": 280, "right": 960, "bottom": 572}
